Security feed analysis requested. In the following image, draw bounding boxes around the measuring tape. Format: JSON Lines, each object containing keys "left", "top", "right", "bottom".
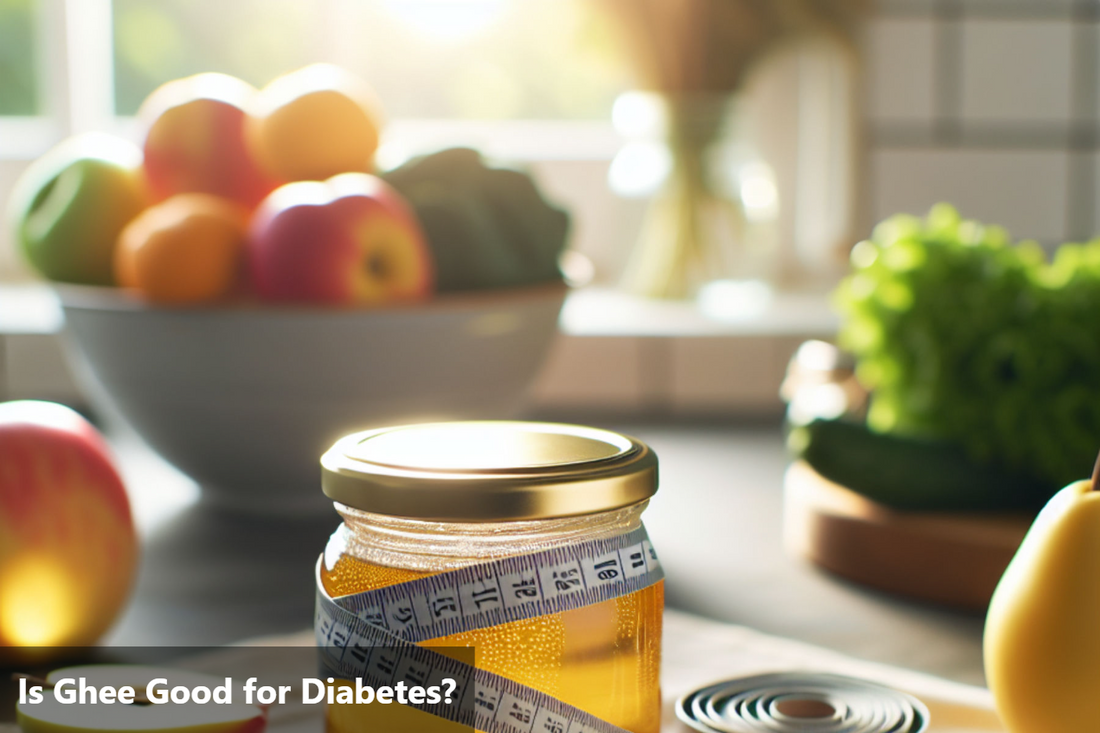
{"left": 675, "top": 673, "right": 930, "bottom": 733}
{"left": 314, "top": 525, "right": 663, "bottom": 733}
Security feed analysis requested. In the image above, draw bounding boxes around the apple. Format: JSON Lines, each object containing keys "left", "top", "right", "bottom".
{"left": 6, "top": 133, "right": 147, "bottom": 285}
{"left": 17, "top": 666, "right": 266, "bottom": 733}
{"left": 246, "top": 63, "right": 383, "bottom": 182}
{"left": 247, "top": 173, "right": 434, "bottom": 304}
{"left": 139, "top": 73, "right": 280, "bottom": 208}
{"left": 0, "top": 401, "right": 137, "bottom": 649}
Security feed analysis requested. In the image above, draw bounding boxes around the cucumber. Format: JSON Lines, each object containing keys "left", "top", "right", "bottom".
{"left": 791, "top": 418, "right": 1054, "bottom": 512}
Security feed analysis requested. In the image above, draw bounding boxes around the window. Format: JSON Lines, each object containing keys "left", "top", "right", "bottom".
{"left": 111, "top": 0, "right": 628, "bottom": 120}
{"left": 0, "top": 0, "right": 38, "bottom": 115}
{"left": 112, "top": 0, "right": 325, "bottom": 115}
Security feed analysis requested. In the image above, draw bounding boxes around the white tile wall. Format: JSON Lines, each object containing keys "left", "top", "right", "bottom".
{"left": 877, "top": 0, "right": 939, "bottom": 10}
{"left": 867, "top": 18, "right": 938, "bottom": 125}
{"left": 670, "top": 337, "right": 803, "bottom": 414}
{"left": 528, "top": 334, "right": 646, "bottom": 409}
{"left": 960, "top": 20, "right": 1074, "bottom": 124}
{"left": 3, "top": 332, "right": 78, "bottom": 400}
{"left": 872, "top": 149, "right": 1069, "bottom": 242}
{"left": 1093, "top": 21, "right": 1100, "bottom": 121}
{"left": 866, "top": 3, "right": 1096, "bottom": 245}
{"left": 962, "top": 0, "right": 1077, "bottom": 12}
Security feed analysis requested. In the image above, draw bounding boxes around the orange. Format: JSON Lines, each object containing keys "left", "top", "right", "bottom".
{"left": 115, "top": 194, "right": 248, "bottom": 304}
{"left": 246, "top": 64, "right": 383, "bottom": 182}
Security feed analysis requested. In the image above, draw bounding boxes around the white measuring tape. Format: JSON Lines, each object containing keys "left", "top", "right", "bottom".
{"left": 314, "top": 525, "right": 663, "bottom": 733}
{"left": 676, "top": 673, "right": 930, "bottom": 733}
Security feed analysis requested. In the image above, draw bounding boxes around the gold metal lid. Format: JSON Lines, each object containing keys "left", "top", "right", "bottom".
{"left": 321, "top": 421, "right": 658, "bottom": 521}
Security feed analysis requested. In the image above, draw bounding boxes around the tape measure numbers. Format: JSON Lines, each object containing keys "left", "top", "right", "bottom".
{"left": 315, "top": 525, "right": 663, "bottom": 733}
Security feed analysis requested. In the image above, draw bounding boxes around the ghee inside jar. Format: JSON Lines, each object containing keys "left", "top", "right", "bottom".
{"left": 320, "top": 511, "right": 663, "bottom": 733}
{"left": 317, "top": 422, "right": 664, "bottom": 733}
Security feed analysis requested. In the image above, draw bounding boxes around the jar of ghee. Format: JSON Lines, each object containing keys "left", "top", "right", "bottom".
{"left": 317, "top": 421, "right": 663, "bottom": 733}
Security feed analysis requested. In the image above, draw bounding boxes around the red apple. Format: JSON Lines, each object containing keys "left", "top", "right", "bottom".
{"left": 139, "top": 73, "right": 280, "bottom": 208}
{"left": 247, "top": 173, "right": 434, "bottom": 304}
{"left": 0, "top": 401, "right": 137, "bottom": 648}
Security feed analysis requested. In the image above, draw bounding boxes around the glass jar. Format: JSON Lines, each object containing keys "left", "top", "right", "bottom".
{"left": 317, "top": 421, "right": 663, "bottom": 733}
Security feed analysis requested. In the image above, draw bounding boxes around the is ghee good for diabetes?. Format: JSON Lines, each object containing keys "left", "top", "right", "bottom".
{"left": 317, "top": 421, "right": 664, "bottom": 733}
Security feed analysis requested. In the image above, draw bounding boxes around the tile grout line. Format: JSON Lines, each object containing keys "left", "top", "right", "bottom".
{"left": 933, "top": 0, "right": 964, "bottom": 146}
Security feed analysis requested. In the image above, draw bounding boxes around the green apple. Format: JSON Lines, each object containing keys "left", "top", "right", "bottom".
{"left": 7, "top": 133, "right": 148, "bottom": 285}
{"left": 17, "top": 666, "right": 267, "bottom": 733}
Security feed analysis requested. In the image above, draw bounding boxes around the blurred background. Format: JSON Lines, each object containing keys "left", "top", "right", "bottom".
{"left": 1, "top": 0, "right": 1092, "bottom": 413}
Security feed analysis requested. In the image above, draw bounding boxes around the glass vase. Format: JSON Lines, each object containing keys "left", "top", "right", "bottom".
{"left": 617, "top": 93, "right": 780, "bottom": 301}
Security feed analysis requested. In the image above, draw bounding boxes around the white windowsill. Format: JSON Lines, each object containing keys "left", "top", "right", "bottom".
{"left": 0, "top": 117, "right": 66, "bottom": 160}
{"left": 0, "top": 282, "right": 64, "bottom": 334}
{"left": 561, "top": 287, "right": 838, "bottom": 337}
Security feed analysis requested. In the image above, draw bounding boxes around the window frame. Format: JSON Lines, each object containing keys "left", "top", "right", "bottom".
{"left": 0, "top": 0, "right": 626, "bottom": 163}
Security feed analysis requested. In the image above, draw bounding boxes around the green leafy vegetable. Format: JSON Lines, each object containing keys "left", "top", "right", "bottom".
{"left": 383, "top": 148, "right": 569, "bottom": 293}
{"left": 835, "top": 204, "right": 1100, "bottom": 492}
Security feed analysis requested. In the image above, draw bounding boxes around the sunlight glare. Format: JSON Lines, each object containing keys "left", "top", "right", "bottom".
{"left": 608, "top": 142, "right": 671, "bottom": 197}
{"left": 611, "top": 92, "right": 663, "bottom": 138}
{"left": 697, "top": 279, "right": 773, "bottom": 322}
{"left": 0, "top": 555, "right": 76, "bottom": 646}
{"left": 380, "top": 0, "right": 507, "bottom": 41}
{"left": 738, "top": 162, "right": 778, "bottom": 222}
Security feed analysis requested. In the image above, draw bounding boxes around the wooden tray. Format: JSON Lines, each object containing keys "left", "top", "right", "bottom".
{"left": 783, "top": 461, "right": 1034, "bottom": 612}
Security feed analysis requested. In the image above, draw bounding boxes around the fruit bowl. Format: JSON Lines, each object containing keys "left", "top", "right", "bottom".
{"left": 55, "top": 283, "right": 566, "bottom": 514}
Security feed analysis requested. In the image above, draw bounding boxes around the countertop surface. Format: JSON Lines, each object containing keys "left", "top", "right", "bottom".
{"left": 102, "top": 417, "right": 988, "bottom": 687}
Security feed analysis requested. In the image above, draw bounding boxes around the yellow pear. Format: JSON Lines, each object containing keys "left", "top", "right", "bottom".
{"left": 984, "top": 477, "right": 1100, "bottom": 732}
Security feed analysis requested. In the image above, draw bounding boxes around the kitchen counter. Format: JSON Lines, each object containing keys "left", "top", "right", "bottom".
{"left": 102, "top": 417, "right": 987, "bottom": 687}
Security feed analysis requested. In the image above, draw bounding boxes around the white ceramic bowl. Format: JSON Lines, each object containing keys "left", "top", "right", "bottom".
{"left": 56, "top": 284, "right": 567, "bottom": 514}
